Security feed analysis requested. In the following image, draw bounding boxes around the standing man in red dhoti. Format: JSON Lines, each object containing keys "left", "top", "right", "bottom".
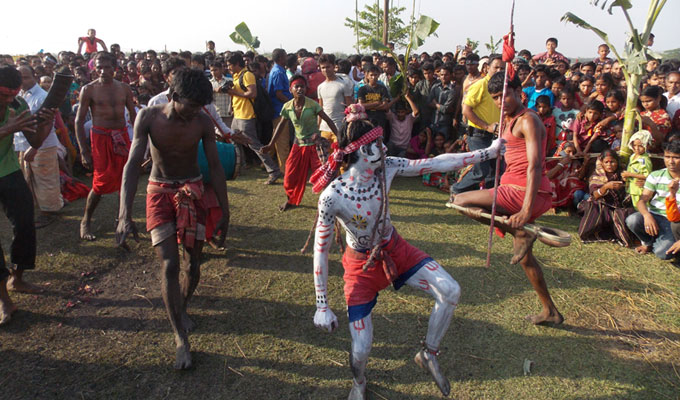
{"left": 116, "top": 68, "right": 230, "bottom": 369}
{"left": 75, "top": 52, "right": 137, "bottom": 241}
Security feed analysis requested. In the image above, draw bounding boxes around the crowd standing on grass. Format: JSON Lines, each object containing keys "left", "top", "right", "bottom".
{"left": 1, "top": 27, "right": 680, "bottom": 393}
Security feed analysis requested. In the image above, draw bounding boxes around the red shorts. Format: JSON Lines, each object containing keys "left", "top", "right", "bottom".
{"left": 342, "top": 229, "right": 432, "bottom": 322}
{"left": 490, "top": 185, "right": 552, "bottom": 223}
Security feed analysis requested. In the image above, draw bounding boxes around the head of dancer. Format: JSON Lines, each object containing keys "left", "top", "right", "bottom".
{"left": 338, "top": 106, "right": 385, "bottom": 169}
{"left": 169, "top": 68, "right": 213, "bottom": 120}
{"left": 94, "top": 52, "right": 116, "bottom": 83}
{"left": 488, "top": 72, "right": 523, "bottom": 117}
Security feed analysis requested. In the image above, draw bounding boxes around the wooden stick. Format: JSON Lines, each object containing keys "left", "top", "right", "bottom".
{"left": 486, "top": 0, "right": 516, "bottom": 268}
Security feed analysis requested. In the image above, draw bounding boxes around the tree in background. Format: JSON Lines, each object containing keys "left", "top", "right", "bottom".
{"left": 562, "top": 0, "right": 667, "bottom": 161}
{"left": 345, "top": 2, "right": 410, "bottom": 52}
{"left": 484, "top": 35, "right": 502, "bottom": 55}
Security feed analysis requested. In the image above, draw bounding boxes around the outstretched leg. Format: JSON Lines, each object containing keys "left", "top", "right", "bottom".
{"left": 80, "top": 190, "right": 101, "bottom": 241}
{"left": 348, "top": 315, "right": 373, "bottom": 400}
{"left": 519, "top": 249, "right": 563, "bottom": 325}
{"left": 405, "top": 260, "right": 459, "bottom": 397}
{"left": 155, "top": 237, "right": 192, "bottom": 370}
{"left": 179, "top": 242, "right": 203, "bottom": 333}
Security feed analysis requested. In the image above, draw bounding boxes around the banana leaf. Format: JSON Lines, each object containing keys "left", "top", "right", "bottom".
{"left": 590, "top": 0, "right": 632, "bottom": 14}
{"left": 229, "top": 22, "right": 260, "bottom": 51}
{"left": 412, "top": 15, "right": 439, "bottom": 49}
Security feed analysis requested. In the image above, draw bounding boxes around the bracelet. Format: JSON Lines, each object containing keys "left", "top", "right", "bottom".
{"left": 557, "top": 162, "right": 565, "bottom": 168}
{"left": 597, "top": 188, "right": 604, "bottom": 196}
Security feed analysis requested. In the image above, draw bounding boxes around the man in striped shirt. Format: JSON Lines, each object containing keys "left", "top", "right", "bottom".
{"left": 626, "top": 140, "right": 680, "bottom": 259}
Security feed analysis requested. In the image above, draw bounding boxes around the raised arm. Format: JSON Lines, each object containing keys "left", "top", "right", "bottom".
{"left": 387, "top": 137, "right": 502, "bottom": 177}
{"left": 313, "top": 193, "right": 339, "bottom": 333}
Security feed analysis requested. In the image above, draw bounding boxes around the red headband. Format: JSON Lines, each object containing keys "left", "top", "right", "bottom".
{"left": 0, "top": 86, "right": 20, "bottom": 97}
{"left": 290, "top": 77, "right": 306, "bottom": 87}
{"left": 309, "top": 126, "right": 384, "bottom": 194}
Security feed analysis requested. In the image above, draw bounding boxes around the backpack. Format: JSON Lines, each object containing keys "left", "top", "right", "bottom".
{"left": 238, "top": 72, "right": 274, "bottom": 121}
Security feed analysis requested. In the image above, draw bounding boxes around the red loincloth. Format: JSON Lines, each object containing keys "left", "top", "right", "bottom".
{"left": 59, "top": 171, "right": 90, "bottom": 202}
{"left": 90, "top": 126, "right": 130, "bottom": 195}
{"left": 146, "top": 178, "right": 206, "bottom": 249}
{"left": 342, "top": 229, "right": 431, "bottom": 308}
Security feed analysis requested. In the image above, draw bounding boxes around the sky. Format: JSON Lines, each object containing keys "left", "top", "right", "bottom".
{"left": 2, "top": 0, "right": 676, "bottom": 59}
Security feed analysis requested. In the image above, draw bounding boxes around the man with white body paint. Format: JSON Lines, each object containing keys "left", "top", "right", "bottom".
{"left": 310, "top": 105, "right": 502, "bottom": 399}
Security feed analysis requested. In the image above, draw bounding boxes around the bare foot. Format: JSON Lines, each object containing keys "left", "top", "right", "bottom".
{"left": 7, "top": 277, "right": 44, "bottom": 294}
{"left": 181, "top": 312, "right": 196, "bottom": 333}
{"left": 80, "top": 219, "right": 96, "bottom": 241}
{"left": 175, "top": 343, "right": 193, "bottom": 370}
{"left": 347, "top": 378, "right": 366, "bottom": 400}
{"left": 511, "top": 230, "right": 537, "bottom": 265}
{"left": 525, "top": 310, "right": 564, "bottom": 326}
{"left": 635, "top": 245, "right": 652, "bottom": 255}
{"left": 414, "top": 349, "right": 451, "bottom": 397}
{"left": 279, "top": 202, "right": 296, "bottom": 212}
{"left": 0, "top": 303, "right": 17, "bottom": 326}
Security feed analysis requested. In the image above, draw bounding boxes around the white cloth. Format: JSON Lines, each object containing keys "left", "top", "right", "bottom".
{"left": 665, "top": 91, "right": 680, "bottom": 121}
{"left": 317, "top": 77, "right": 352, "bottom": 132}
{"left": 14, "top": 83, "right": 58, "bottom": 151}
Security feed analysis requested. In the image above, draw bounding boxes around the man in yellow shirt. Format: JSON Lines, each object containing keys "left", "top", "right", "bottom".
{"left": 450, "top": 54, "right": 504, "bottom": 194}
{"left": 226, "top": 53, "right": 282, "bottom": 184}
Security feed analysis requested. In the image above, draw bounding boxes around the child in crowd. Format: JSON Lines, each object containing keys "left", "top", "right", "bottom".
{"left": 523, "top": 64, "right": 554, "bottom": 110}
{"left": 576, "top": 75, "right": 595, "bottom": 109}
{"left": 386, "top": 94, "right": 420, "bottom": 157}
{"left": 593, "top": 44, "right": 613, "bottom": 66}
{"left": 406, "top": 128, "right": 432, "bottom": 159}
{"left": 536, "top": 95, "right": 557, "bottom": 155}
{"left": 553, "top": 88, "right": 579, "bottom": 147}
{"left": 550, "top": 77, "right": 566, "bottom": 102}
{"left": 639, "top": 85, "right": 672, "bottom": 151}
{"left": 571, "top": 100, "right": 608, "bottom": 155}
{"left": 593, "top": 89, "right": 626, "bottom": 146}
{"left": 546, "top": 142, "right": 588, "bottom": 210}
{"left": 358, "top": 64, "right": 391, "bottom": 139}
{"left": 621, "top": 130, "right": 653, "bottom": 208}
{"left": 589, "top": 73, "right": 615, "bottom": 106}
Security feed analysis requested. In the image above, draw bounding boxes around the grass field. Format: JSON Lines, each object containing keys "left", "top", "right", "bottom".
{"left": 1, "top": 167, "right": 679, "bottom": 400}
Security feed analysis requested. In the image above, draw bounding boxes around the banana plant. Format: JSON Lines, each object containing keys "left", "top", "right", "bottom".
{"left": 485, "top": 35, "right": 503, "bottom": 54}
{"left": 561, "top": 0, "right": 667, "bottom": 161}
{"left": 370, "top": 14, "right": 439, "bottom": 96}
{"left": 229, "top": 22, "right": 261, "bottom": 54}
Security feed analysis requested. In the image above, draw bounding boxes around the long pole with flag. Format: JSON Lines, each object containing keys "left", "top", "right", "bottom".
{"left": 486, "top": 0, "right": 516, "bottom": 268}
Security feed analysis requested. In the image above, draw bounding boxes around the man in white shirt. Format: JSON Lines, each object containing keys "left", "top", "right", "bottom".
{"left": 15, "top": 66, "right": 63, "bottom": 227}
{"left": 317, "top": 54, "right": 352, "bottom": 144}
{"left": 664, "top": 71, "right": 680, "bottom": 122}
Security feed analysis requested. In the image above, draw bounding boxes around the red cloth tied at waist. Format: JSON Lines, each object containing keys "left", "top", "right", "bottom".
{"left": 344, "top": 230, "right": 409, "bottom": 284}
{"left": 146, "top": 179, "right": 206, "bottom": 248}
{"left": 91, "top": 126, "right": 130, "bottom": 157}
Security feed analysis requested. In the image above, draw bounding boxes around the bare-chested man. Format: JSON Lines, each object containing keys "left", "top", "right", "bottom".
{"left": 451, "top": 72, "right": 563, "bottom": 325}
{"left": 75, "top": 52, "right": 137, "bottom": 240}
{"left": 116, "top": 68, "right": 229, "bottom": 369}
{"left": 311, "top": 106, "right": 502, "bottom": 399}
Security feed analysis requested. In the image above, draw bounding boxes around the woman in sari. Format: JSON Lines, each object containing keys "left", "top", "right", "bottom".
{"left": 578, "top": 149, "right": 635, "bottom": 246}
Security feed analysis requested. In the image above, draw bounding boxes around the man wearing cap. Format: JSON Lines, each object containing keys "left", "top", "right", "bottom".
{"left": 462, "top": 53, "right": 482, "bottom": 95}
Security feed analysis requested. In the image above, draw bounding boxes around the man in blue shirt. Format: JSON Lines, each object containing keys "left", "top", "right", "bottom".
{"left": 267, "top": 48, "right": 293, "bottom": 172}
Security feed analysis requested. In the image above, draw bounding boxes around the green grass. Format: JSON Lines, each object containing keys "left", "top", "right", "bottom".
{"left": 1, "top": 167, "right": 679, "bottom": 399}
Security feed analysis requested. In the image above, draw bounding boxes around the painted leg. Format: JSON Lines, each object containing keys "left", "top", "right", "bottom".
{"left": 179, "top": 242, "right": 203, "bottom": 333}
{"left": 406, "top": 261, "right": 459, "bottom": 397}
{"left": 348, "top": 314, "right": 373, "bottom": 400}
{"left": 155, "top": 237, "right": 192, "bottom": 369}
{"left": 520, "top": 249, "right": 563, "bottom": 325}
{"left": 80, "top": 190, "right": 101, "bottom": 241}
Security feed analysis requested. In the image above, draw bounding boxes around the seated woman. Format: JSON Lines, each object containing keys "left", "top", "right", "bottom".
{"left": 578, "top": 149, "right": 635, "bottom": 247}
{"left": 546, "top": 142, "right": 588, "bottom": 211}
{"left": 406, "top": 127, "right": 433, "bottom": 159}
